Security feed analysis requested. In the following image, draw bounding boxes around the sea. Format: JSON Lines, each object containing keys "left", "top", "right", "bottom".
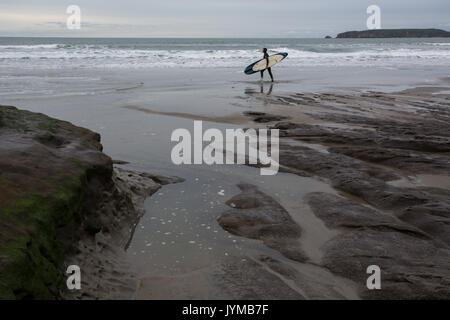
{"left": 1, "top": 37, "right": 449, "bottom": 70}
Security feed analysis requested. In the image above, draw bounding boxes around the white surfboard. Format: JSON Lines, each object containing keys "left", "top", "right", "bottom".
{"left": 244, "top": 52, "right": 288, "bottom": 75}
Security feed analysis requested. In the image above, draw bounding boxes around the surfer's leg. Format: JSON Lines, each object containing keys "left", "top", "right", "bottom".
{"left": 260, "top": 70, "right": 264, "bottom": 80}
{"left": 268, "top": 68, "right": 274, "bottom": 82}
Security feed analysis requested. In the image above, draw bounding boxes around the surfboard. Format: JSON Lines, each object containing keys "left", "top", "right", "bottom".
{"left": 244, "top": 52, "right": 288, "bottom": 75}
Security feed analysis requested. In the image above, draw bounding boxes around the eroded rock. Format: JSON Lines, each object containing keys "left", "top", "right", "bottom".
{"left": 0, "top": 105, "right": 183, "bottom": 299}
{"left": 306, "top": 192, "right": 450, "bottom": 299}
{"left": 218, "top": 183, "right": 306, "bottom": 262}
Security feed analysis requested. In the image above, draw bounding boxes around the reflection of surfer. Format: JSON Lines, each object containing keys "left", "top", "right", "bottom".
{"left": 260, "top": 48, "right": 274, "bottom": 82}
{"left": 260, "top": 82, "right": 273, "bottom": 95}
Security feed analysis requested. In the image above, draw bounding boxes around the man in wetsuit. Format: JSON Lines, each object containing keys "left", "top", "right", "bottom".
{"left": 261, "top": 48, "right": 274, "bottom": 82}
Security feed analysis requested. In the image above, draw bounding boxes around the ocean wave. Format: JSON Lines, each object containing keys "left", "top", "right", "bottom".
{"left": 424, "top": 42, "right": 450, "bottom": 46}
{"left": 1, "top": 44, "right": 449, "bottom": 69}
{"left": 0, "top": 44, "right": 61, "bottom": 50}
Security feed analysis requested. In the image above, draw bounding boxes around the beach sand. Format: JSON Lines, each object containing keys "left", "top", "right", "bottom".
{"left": 1, "top": 65, "right": 449, "bottom": 299}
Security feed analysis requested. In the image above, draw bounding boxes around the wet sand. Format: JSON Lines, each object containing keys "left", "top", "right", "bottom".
{"left": 1, "top": 66, "right": 449, "bottom": 299}
{"left": 120, "top": 81, "right": 450, "bottom": 299}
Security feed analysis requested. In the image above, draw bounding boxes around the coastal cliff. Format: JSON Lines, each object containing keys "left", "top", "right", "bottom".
{"left": 337, "top": 28, "right": 450, "bottom": 38}
{"left": 0, "top": 106, "right": 182, "bottom": 299}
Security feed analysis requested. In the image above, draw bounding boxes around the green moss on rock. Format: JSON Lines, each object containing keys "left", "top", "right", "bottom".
{"left": 0, "top": 105, "right": 112, "bottom": 300}
{"left": 0, "top": 173, "right": 87, "bottom": 299}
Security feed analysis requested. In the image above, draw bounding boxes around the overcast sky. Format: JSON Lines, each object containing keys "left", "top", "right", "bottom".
{"left": 0, "top": 0, "right": 449, "bottom": 37}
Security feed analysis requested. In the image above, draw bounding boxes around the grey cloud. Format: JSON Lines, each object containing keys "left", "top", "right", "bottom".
{"left": 1, "top": 0, "right": 449, "bottom": 37}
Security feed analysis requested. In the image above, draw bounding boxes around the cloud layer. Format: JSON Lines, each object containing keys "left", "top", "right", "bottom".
{"left": 0, "top": 0, "right": 449, "bottom": 37}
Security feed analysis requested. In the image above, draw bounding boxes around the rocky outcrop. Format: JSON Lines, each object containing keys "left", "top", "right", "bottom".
{"left": 337, "top": 29, "right": 450, "bottom": 38}
{"left": 241, "top": 89, "right": 450, "bottom": 299}
{"left": 243, "top": 111, "right": 289, "bottom": 123}
{"left": 0, "top": 105, "right": 182, "bottom": 299}
{"left": 306, "top": 193, "right": 450, "bottom": 299}
{"left": 63, "top": 168, "right": 183, "bottom": 300}
{"left": 218, "top": 183, "right": 306, "bottom": 263}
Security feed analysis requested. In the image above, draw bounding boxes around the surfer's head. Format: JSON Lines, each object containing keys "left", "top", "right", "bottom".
{"left": 262, "top": 48, "right": 267, "bottom": 53}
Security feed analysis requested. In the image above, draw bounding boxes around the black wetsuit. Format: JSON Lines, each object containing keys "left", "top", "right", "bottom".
{"left": 261, "top": 52, "right": 274, "bottom": 82}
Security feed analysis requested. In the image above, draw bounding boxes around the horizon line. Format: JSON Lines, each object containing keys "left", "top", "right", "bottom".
{"left": 1, "top": 27, "right": 448, "bottom": 39}
{"left": 0, "top": 35, "right": 329, "bottom": 39}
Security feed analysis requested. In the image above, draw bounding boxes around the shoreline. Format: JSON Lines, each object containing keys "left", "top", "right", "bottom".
{"left": 1, "top": 71, "right": 449, "bottom": 299}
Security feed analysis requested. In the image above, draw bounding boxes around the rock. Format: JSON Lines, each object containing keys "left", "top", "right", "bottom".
{"left": 138, "top": 172, "right": 185, "bottom": 186}
{"left": 112, "top": 159, "right": 130, "bottom": 165}
{"left": 306, "top": 192, "right": 428, "bottom": 238}
{"left": 271, "top": 122, "right": 301, "bottom": 130}
{"left": 0, "top": 105, "right": 183, "bottom": 299}
{"left": 242, "top": 89, "right": 450, "bottom": 299}
{"left": 243, "top": 111, "right": 289, "bottom": 123}
{"left": 265, "top": 91, "right": 450, "bottom": 250}
{"left": 328, "top": 146, "right": 450, "bottom": 174}
{"left": 277, "top": 142, "right": 450, "bottom": 246}
{"left": 0, "top": 105, "right": 111, "bottom": 299}
{"left": 243, "top": 111, "right": 266, "bottom": 116}
{"left": 84, "top": 217, "right": 103, "bottom": 235}
{"left": 306, "top": 192, "right": 450, "bottom": 299}
{"left": 336, "top": 29, "right": 450, "bottom": 38}
{"left": 397, "top": 198, "right": 450, "bottom": 246}
{"left": 218, "top": 183, "right": 306, "bottom": 262}
{"left": 64, "top": 166, "right": 182, "bottom": 300}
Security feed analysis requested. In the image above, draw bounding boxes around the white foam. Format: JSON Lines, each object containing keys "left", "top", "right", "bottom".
{"left": 0, "top": 43, "right": 449, "bottom": 70}
{"left": 0, "top": 44, "right": 61, "bottom": 49}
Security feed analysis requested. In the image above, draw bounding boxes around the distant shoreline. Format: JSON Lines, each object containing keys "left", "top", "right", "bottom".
{"left": 335, "top": 28, "right": 450, "bottom": 38}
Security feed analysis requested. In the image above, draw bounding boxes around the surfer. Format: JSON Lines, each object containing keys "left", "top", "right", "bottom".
{"left": 261, "top": 48, "right": 274, "bottom": 82}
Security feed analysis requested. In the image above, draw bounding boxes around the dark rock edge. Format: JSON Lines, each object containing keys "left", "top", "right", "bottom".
{"left": 336, "top": 28, "right": 450, "bottom": 38}
{"left": 0, "top": 105, "right": 182, "bottom": 299}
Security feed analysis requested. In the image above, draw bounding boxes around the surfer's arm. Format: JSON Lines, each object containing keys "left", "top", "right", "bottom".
{"left": 264, "top": 54, "right": 269, "bottom": 68}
